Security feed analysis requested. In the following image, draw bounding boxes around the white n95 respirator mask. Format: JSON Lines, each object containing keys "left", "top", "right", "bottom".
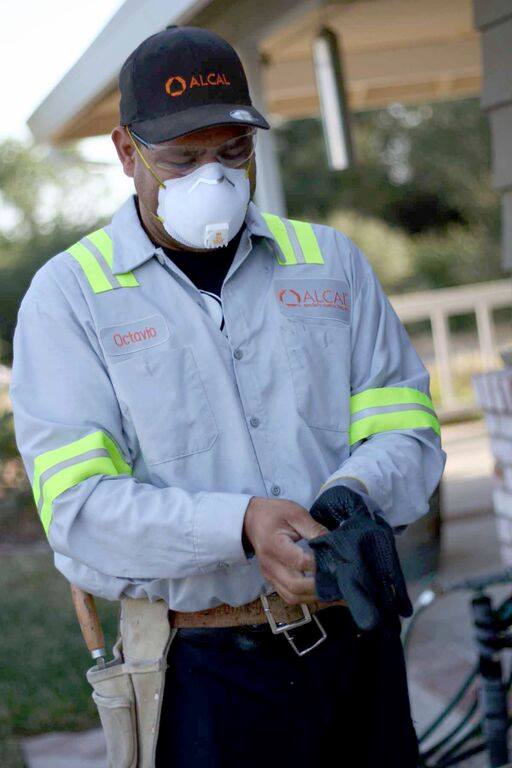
{"left": 156, "top": 162, "right": 250, "bottom": 249}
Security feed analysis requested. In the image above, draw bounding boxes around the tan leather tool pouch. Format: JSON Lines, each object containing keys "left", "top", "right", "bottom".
{"left": 86, "top": 597, "right": 176, "bottom": 768}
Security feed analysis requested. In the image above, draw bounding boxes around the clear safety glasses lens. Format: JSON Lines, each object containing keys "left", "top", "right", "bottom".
{"left": 131, "top": 128, "right": 257, "bottom": 176}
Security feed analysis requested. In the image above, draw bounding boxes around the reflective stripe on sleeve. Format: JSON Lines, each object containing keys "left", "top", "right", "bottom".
{"left": 349, "top": 386, "right": 440, "bottom": 446}
{"left": 350, "top": 386, "right": 435, "bottom": 415}
{"left": 32, "top": 430, "right": 132, "bottom": 535}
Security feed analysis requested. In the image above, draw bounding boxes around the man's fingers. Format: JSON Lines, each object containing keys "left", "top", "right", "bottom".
{"left": 290, "top": 508, "right": 329, "bottom": 541}
{"left": 274, "top": 583, "right": 318, "bottom": 605}
{"left": 266, "top": 561, "right": 317, "bottom": 604}
{"left": 272, "top": 534, "right": 316, "bottom": 572}
{"left": 271, "top": 561, "right": 316, "bottom": 592}
{"left": 275, "top": 587, "right": 319, "bottom": 606}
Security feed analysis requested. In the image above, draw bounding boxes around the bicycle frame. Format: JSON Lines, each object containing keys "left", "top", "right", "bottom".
{"left": 403, "top": 568, "right": 512, "bottom": 767}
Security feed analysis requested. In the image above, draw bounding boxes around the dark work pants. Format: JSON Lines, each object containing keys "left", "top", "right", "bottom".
{"left": 155, "top": 605, "right": 419, "bottom": 768}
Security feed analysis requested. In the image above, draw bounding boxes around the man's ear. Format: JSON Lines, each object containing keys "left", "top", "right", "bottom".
{"left": 111, "top": 125, "right": 136, "bottom": 178}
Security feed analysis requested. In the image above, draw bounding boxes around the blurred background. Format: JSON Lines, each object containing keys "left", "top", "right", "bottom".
{"left": 1, "top": 1, "right": 511, "bottom": 766}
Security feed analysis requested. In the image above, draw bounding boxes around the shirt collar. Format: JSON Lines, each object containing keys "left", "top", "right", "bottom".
{"left": 109, "top": 195, "right": 277, "bottom": 276}
{"left": 110, "top": 195, "right": 159, "bottom": 275}
{"left": 244, "top": 201, "right": 276, "bottom": 240}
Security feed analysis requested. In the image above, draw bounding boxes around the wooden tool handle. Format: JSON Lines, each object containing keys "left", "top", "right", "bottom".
{"left": 70, "top": 585, "right": 105, "bottom": 657}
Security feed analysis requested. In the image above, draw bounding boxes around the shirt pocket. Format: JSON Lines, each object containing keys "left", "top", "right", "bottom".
{"left": 279, "top": 319, "right": 351, "bottom": 432}
{"left": 108, "top": 344, "right": 218, "bottom": 465}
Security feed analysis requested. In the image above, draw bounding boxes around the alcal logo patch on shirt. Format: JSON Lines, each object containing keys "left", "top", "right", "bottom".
{"left": 99, "top": 313, "right": 170, "bottom": 356}
{"left": 273, "top": 278, "right": 351, "bottom": 324}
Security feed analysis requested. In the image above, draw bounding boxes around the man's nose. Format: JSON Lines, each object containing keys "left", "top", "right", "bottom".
{"left": 196, "top": 148, "right": 220, "bottom": 168}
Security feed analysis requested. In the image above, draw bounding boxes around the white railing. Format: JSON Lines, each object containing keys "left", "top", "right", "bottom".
{"left": 390, "top": 279, "right": 512, "bottom": 417}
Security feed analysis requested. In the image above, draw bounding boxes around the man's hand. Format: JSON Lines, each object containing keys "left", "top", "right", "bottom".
{"left": 243, "top": 497, "right": 328, "bottom": 605}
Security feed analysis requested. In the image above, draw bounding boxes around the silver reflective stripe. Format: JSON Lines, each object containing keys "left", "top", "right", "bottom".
{"left": 283, "top": 218, "right": 306, "bottom": 264}
{"left": 350, "top": 401, "right": 436, "bottom": 425}
{"left": 80, "top": 237, "right": 121, "bottom": 290}
{"left": 36, "top": 448, "right": 110, "bottom": 515}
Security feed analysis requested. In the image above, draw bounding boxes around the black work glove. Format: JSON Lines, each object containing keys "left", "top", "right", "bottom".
{"left": 308, "top": 485, "right": 413, "bottom": 632}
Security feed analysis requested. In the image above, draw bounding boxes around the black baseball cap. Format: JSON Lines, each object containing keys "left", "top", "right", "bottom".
{"left": 119, "top": 26, "right": 270, "bottom": 144}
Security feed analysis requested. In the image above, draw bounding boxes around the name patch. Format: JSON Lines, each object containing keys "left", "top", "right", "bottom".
{"left": 273, "top": 278, "right": 351, "bottom": 324}
{"left": 99, "top": 314, "right": 170, "bottom": 356}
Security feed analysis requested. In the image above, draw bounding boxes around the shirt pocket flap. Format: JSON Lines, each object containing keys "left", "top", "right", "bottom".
{"left": 280, "top": 319, "right": 351, "bottom": 432}
{"left": 108, "top": 344, "right": 218, "bottom": 465}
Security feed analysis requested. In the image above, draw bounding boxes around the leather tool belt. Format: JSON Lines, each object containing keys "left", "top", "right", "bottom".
{"left": 170, "top": 592, "right": 347, "bottom": 627}
{"left": 87, "top": 593, "right": 347, "bottom": 768}
{"left": 170, "top": 592, "right": 349, "bottom": 657}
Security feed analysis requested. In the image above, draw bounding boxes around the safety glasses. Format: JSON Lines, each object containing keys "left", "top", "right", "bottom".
{"left": 128, "top": 126, "right": 257, "bottom": 177}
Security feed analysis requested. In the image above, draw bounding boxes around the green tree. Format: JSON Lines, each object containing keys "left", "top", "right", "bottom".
{"left": 276, "top": 98, "right": 505, "bottom": 291}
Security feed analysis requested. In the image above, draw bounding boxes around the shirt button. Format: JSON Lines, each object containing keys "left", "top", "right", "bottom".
{"left": 249, "top": 416, "right": 260, "bottom": 428}
{"left": 217, "top": 561, "right": 229, "bottom": 568}
{"left": 233, "top": 348, "right": 243, "bottom": 360}
{"left": 271, "top": 484, "right": 281, "bottom": 497}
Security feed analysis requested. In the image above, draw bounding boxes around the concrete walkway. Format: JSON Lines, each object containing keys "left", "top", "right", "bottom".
{"left": 21, "top": 728, "right": 106, "bottom": 768}
{"left": 441, "top": 419, "right": 494, "bottom": 519}
{"left": 20, "top": 420, "right": 506, "bottom": 768}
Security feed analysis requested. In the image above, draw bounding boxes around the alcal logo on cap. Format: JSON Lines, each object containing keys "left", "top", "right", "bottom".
{"left": 165, "top": 72, "right": 231, "bottom": 97}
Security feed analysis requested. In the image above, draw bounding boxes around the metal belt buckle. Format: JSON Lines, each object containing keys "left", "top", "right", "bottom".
{"left": 260, "top": 594, "right": 327, "bottom": 656}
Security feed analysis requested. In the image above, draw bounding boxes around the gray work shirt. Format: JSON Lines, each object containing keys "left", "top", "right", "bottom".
{"left": 9, "top": 195, "right": 445, "bottom": 610}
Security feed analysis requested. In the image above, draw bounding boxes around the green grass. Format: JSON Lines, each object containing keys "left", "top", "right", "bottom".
{"left": 0, "top": 550, "right": 119, "bottom": 767}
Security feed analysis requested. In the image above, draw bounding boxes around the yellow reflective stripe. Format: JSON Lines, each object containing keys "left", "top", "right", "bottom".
{"left": 87, "top": 228, "right": 114, "bottom": 267}
{"left": 66, "top": 242, "right": 113, "bottom": 293}
{"left": 350, "top": 386, "right": 435, "bottom": 415}
{"left": 349, "top": 409, "right": 441, "bottom": 446}
{"left": 262, "top": 213, "right": 324, "bottom": 265}
{"left": 289, "top": 219, "right": 324, "bottom": 264}
{"left": 32, "top": 430, "right": 130, "bottom": 501}
{"left": 261, "top": 212, "right": 297, "bottom": 265}
{"left": 32, "top": 430, "right": 132, "bottom": 533}
{"left": 40, "top": 456, "right": 123, "bottom": 535}
{"left": 116, "top": 271, "right": 139, "bottom": 287}
{"left": 86, "top": 229, "right": 139, "bottom": 288}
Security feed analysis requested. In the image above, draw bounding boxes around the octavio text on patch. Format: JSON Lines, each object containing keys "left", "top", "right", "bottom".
{"left": 113, "top": 326, "right": 158, "bottom": 348}
{"left": 99, "top": 314, "right": 170, "bottom": 356}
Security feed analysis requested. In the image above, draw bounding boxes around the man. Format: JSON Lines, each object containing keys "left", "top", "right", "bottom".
{"left": 10, "top": 25, "right": 445, "bottom": 768}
